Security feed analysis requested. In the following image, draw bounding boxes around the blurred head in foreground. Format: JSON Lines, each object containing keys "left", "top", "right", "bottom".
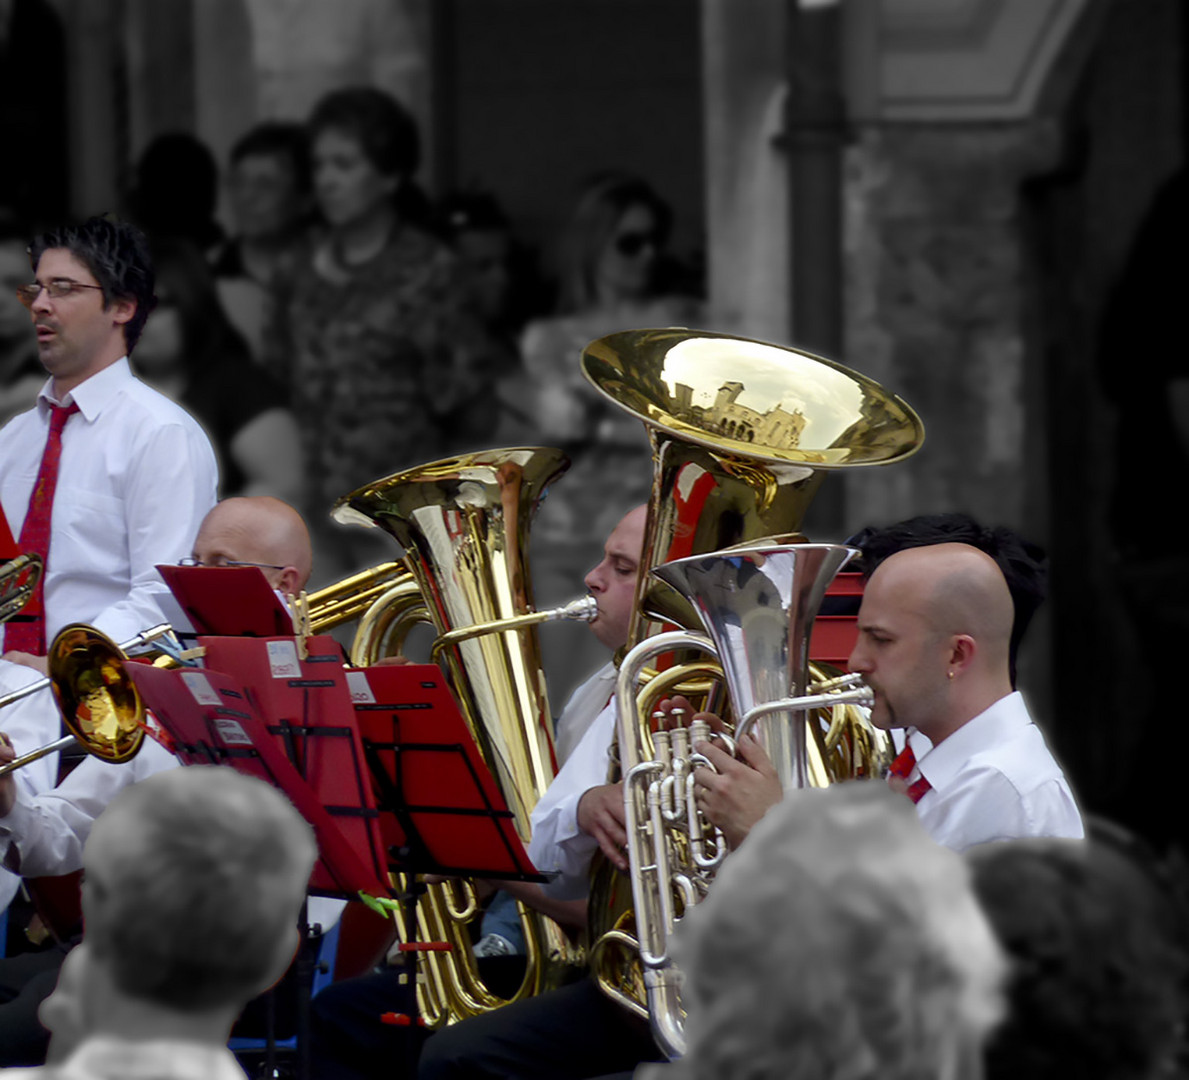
{"left": 969, "top": 828, "right": 1189, "bottom": 1080}
{"left": 41, "top": 767, "right": 316, "bottom": 1058}
{"left": 671, "top": 783, "right": 1006, "bottom": 1080}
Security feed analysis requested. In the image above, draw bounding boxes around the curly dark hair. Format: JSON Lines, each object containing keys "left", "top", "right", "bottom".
{"left": 969, "top": 828, "right": 1189, "bottom": 1080}
{"left": 29, "top": 216, "right": 156, "bottom": 352}
{"left": 848, "top": 512, "right": 1047, "bottom": 687}
{"left": 307, "top": 86, "right": 419, "bottom": 178}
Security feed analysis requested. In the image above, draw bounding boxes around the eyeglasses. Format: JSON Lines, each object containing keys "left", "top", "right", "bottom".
{"left": 178, "top": 557, "right": 285, "bottom": 572}
{"left": 613, "top": 231, "right": 659, "bottom": 258}
{"left": 15, "top": 279, "right": 105, "bottom": 309}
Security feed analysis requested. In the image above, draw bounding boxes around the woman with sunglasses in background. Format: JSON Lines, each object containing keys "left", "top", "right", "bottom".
{"left": 510, "top": 172, "right": 702, "bottom": 702}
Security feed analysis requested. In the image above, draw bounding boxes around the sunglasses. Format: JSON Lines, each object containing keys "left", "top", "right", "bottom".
{"left": 613, "top": 231, "right": 660, "bottom": 258}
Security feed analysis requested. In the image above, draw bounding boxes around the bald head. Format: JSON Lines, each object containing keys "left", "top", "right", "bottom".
{"left": 850, "top": 543, "right": 1017, "bottom": 740}
{"left": 875, "top": 543, "right": 1014, "bottom": 669}
{"left": 192, "top": 497, "right": 313, "bottom": 595}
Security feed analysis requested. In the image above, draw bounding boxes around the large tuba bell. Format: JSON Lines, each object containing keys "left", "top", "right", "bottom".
{"left": 581, "top": 327, "right": 924, "bottom": 648}
{"left": 579, "top": 329, "right": 923, "bottom": 1050}
{"left": 331, "top": 447, "right": 591, "bottom": 1027}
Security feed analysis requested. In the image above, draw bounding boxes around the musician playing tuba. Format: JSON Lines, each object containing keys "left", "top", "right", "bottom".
{"left": 312, "top": 505, "right": 652, "bottom": 1079}
{"left": 417, "top": 516, "right": 1084, "bottom": 1080}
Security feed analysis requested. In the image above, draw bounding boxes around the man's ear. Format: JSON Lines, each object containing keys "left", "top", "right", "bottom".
{"left": 277, "top": 566, "right": 302, "bottom": 597}
{"left": 948, "top": 634, "right": 977, "bottom": 674}
{"left": 110, "top": 296, "right": 136, "bottom": 327}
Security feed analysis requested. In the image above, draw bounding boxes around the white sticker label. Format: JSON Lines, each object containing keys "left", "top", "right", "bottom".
{"left": 346, "top": 669, "right": 376, "bottom": 705}
{"left": 266, "top": 640, "right": 302, "bottom": 679}
{"left": 181, "top": 671, "right": 221, "bottom": 706}
{"left": 213, "top": 718, "right": 253, "bottom": 746}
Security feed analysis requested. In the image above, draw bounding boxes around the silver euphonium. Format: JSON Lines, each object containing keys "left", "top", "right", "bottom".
{"left": 610, "top": 542, "right": 879, "bottom": 1059}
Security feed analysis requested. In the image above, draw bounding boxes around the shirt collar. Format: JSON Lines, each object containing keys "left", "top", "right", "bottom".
{"left": 910, "top": 691, "right": 1028, "bottom": 793}
{"left": 62, "top": 1034, "right": 246, "bottom": 1080}
{"left": 37, "top": 357, "right": 132, "bottom": 422}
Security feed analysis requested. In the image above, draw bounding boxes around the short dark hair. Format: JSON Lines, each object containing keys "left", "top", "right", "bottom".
{"left": 848, "top": 513, "right": 1047, "bottom": 687}
{"left": 307, "top": 86, "right": 419, "bottom": 177}
{"left": 83, "top": 766, "right": 316, "bottom": 1012}
{"left": 29, "top": 216, "right": 156, "bottom": 352}
{"left": 970, "top": 829, "right": 1189, "bottom": 1080}
{"left": 230, "top": 121, "right": 312, "bottom": 194}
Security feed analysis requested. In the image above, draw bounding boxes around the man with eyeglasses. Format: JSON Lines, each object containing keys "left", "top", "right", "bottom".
{"left": 0, "top": 216, "right": 217, "bottom": 680}
{"left": 0, "top": 495, "right": 313, "bottom": 1066}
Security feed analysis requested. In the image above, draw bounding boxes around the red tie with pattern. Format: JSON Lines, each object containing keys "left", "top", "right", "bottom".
{"left": 5, "top": 402, "right": 80, "bottom": 655}
{"left": 888, "top": 743, "right": 932, "bottom": 804}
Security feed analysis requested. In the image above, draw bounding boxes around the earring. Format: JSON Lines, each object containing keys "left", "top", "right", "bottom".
{"left": 947, "top": 670, "right": 954, "bottom": 680}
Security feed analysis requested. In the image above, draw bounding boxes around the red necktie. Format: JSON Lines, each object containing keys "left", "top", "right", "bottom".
{"left": 888, "top": 743, "right": 932, "bottom": 804}
{"left": 6, "top": 402, "right": 80, "bottom": 655}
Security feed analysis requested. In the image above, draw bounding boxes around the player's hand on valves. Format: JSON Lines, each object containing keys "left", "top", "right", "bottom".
{"left": 653, "top": 695, "right": 728, "bottom": 735}
{"left": 577, "top": 781, "right": 629, "bottom": 871}
{"left": 692, "top": 734, "right": 783, "bottom": 850}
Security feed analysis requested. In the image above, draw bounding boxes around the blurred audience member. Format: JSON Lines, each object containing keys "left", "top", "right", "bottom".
{"left": 127, "top": 132, "right": 225, "bottom": 257}
{"left": 969, "top": 825, "right": 1189, "bottom": 1080}
{"left": 665, "top": 783, "right": 1005, "bottom": 1080}
{"left": 0, "top": 212, "right": 41, "bottom": 423}
{"left": 266, "top": 87, "right": 496, "bottom": 576}
{"left": 138, "top": 238, "right": 303, "bottom": 502}
{"left": 212, "top": 122, "right": 315, "bottom": 358}
{"left": 520, "top": 172, "right": 701, "bottom": 699}
{"left": 2, "top": 767, "right": 317, "bottom": 1079}
{"left": 438, "top": 191, "right": 543, "bottom": 443}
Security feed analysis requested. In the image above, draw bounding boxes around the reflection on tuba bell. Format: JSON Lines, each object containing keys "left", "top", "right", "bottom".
{"left": 332, "top": 447, "right": 591, "bottom": 1028}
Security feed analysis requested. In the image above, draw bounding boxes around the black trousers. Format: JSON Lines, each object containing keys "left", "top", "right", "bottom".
{"left": 416, "top": 976, "right": 665, "bottom": 1080}
{"left": 311, "top": 955, "right": 529, "bottom": 1079}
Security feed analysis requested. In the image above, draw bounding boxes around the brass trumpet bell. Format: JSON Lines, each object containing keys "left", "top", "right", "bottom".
{"left": 50, "top": 624, "right": 146, "bottom": 764}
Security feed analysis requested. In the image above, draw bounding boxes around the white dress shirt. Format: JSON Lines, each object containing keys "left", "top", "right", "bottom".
{"left": 0, "top": 358, "right": 218, "bottom": 651}
{"left": 529, "top": 696, "right": 618, "bottom": 900}
{"left": 0, "top": 1034, "right": 248, "bottom": 1079}
{"left": 899, "top": 691, "right": 1084, "bottom": 852}
{"left": 0, "top": 735, "right": 179, "bottom": 878}
{"left": 553, "top": 661, "right": 617, "bottom": 767}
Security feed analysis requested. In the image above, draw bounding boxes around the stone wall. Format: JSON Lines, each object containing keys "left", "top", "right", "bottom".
{"left": 840, "top": 121, "right": 1060, "bottom": 539}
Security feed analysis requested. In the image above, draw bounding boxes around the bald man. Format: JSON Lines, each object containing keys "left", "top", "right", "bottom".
{"left": 0, "top": 496, "right": 315, "bottom": 1066}
{"left": 189, "top": 495, "right": 312, "bottom": 597}
{"left": 696, "top": 541, "right": 1083, "bottom": 853}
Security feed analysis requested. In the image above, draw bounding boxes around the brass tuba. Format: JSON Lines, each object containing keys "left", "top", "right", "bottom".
{"left": 331, "top": 447, "right": 592, "bottom": 1027}
{"left": 578, "top": 329, "right": 923, "bottom": 1048}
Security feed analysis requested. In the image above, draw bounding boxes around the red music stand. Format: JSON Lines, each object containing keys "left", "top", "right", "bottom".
{"left": 344, "top": 663, "right": 543, "bottom": 881}
{"left": 156, "top": 564, "right": 295, "bottom": 637}
{"left": 127, "top": 662, "right": 390, "bottom": 901}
